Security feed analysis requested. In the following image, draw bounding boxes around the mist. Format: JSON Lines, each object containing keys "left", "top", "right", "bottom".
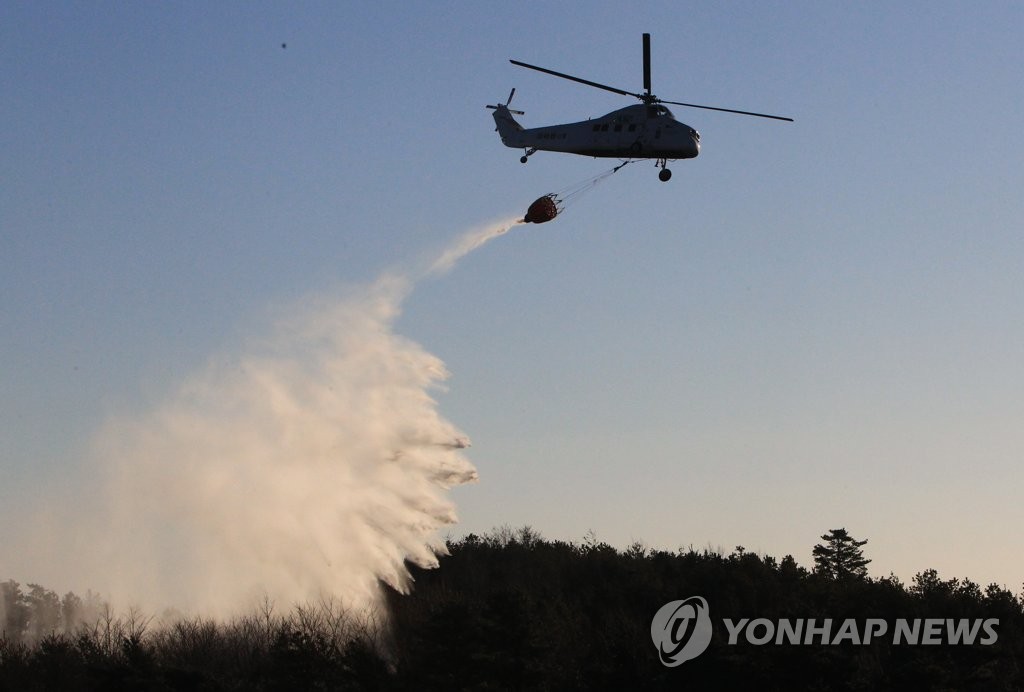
{"left": 6, "top": 219, "right": 519, "bottom": 618}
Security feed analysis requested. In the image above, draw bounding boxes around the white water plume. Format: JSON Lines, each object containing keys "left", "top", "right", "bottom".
{"left": 427, "top": 219, "right": 518, "bottom": 277}
{"left": 9, "top": 219, "right": 519, "bottom": 617}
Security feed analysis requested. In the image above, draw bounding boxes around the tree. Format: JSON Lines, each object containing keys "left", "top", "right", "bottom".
{"left": 812, "top": 528, "right": 871, "bottom": 581}
{"left": 25, "top": 584, "right": 62, "bottom": 640}
{"left": 2, "top": 580, "right": 31, "bottom": 642}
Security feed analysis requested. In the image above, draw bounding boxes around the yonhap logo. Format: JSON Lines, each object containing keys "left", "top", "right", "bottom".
{"left": 650, "top": 596, "right": 713, "bottom": 666}
{"left": 651, "top": 595, "right": 1000, "bottom": 667}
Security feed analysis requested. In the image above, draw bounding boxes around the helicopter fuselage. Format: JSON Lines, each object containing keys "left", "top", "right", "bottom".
{"left": 493, "top": 103, "right": 699, "bottom": 161}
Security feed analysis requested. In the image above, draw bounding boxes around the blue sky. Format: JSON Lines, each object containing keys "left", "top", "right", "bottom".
{"left": 3, "top": 2, "right": 1023, "bottom": 592}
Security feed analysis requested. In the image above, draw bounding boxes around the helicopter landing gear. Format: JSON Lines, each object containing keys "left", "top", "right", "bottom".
{"left": 656, "top": 158, "right": 672, "bottom": 182}
{"left": 520, "top": 147, "right": 538, "bottom": 164}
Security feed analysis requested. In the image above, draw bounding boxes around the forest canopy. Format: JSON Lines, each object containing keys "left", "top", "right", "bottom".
{"left": 3, "top": 526, "right": 1022, "bottom": 690}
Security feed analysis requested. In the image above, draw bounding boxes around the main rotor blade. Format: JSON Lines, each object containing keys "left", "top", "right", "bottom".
{"left": 659, "top": 99, "right": 794, "bottom": 122}
{"left": 510, "top": 59, "right": 643, "bottom": 100}
{"left": 642, "top": 33, "right": 651, "bottom": 96}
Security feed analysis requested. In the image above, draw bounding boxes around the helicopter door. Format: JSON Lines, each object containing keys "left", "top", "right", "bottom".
{"left": 591, "top": 121, "right": 613, "bottom": 150}
{"left": 612, "top": 118, "right": 637, "bottom": 152}
{"left": 612, "top": 121, "right": 624, "bottom": 149}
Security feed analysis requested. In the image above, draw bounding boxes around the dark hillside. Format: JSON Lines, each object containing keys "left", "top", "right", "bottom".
{"left": 3, "top": 527, "right": 1022, "bottom": 690}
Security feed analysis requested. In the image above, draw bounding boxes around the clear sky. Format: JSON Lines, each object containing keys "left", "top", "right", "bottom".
{"left": 3, "top": 2, "right": 1023, "bottom": 595}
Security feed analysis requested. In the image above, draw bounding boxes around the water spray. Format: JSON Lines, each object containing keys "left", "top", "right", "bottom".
{"left": 5, "top": 219, "right": 521, "bottom": 619}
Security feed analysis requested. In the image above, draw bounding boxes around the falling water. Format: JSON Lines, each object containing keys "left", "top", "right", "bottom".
{"left": 6, "top": 219, "right": 520, "bottom": 617}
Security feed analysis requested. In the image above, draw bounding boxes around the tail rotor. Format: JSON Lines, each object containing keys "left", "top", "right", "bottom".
{"left": 486, "top": 88, "right": 525, "bottom": 115}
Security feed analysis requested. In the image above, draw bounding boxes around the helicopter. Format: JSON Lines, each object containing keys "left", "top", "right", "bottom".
{"left": 488, "top": 33, "right": 792, "bottom": 181}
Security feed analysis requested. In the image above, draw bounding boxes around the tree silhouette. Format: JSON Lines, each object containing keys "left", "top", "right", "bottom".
{"left": 6, "top": 526, "right": 1024, "bottom": 689}
{"left": 812, "top": 527, "right": 871, "bottom": 580}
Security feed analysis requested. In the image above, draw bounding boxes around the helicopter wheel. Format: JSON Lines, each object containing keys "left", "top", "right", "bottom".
{"left": 659, "top": 168, "right": 672, "bottom": 182}
{"left": 520, "top": 156, "right": 529, "bottom": 163}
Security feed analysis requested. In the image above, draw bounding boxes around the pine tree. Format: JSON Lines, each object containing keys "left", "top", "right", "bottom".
{"left": 812, "top": 528, "right": 871, "bottom": 580}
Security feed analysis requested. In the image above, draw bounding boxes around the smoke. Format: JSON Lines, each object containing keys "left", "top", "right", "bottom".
{"left": 10, "top": 219, "right": 519, "bottom": 618}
